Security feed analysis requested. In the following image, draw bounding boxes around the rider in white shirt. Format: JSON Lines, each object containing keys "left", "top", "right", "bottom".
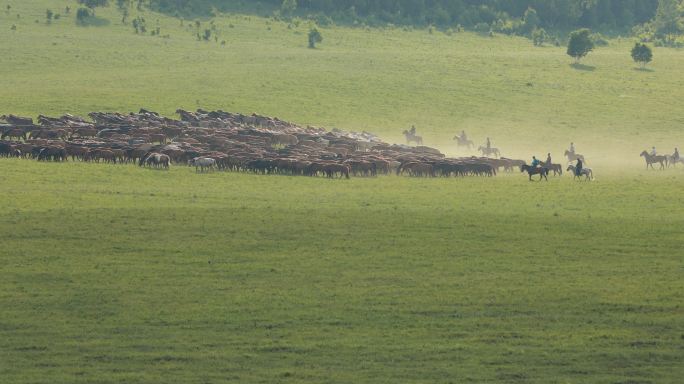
{"left": 650, "top": 146, "right": 657, "bottom": 156}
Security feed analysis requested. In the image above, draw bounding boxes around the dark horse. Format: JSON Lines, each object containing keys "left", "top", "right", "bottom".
{"left": 640, "top": 150, "right": 667, "bottom": 170}
{"left": 520, "top": 164, "right": 549, "bottom": 181}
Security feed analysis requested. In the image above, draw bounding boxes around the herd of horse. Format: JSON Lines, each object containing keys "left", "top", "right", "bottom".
{"left": 1, "top": 113, "right": 678, "bottom": 182}
{"left": 0, "top": 111, "right": 511, "bottom": 179}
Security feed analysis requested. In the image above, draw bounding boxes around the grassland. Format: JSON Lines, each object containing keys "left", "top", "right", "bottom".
{"left": 2, "top": 1, "right": 684, "bottom": 383}
{"left": 1, "top": 159, "right": 683, "bottom": 383}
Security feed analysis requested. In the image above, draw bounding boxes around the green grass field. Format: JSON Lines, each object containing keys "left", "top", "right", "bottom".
{"left": 1, "top": 160, "right": 683, "bottom": 383}
{"left": 2, "top": 1, "right": 684, "bottom": 383}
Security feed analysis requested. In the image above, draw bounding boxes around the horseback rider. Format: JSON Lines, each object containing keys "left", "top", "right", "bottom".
{"left": 546, "top": 153, "right": 552, "bottom": 166}
{"left": 460, "top": 130, "right": 467, "bottom": 141}
{"left": 486, "top": 137, "right": 491, "bottom": 150}
{"left": 575, "top": 158, "right": 583, "bottom": 176}
{"left": 650, "top": 146, "right": 657, "bottom": 156}
{"left": 674, "top": 148, "right": 680, "bottom": 162}
{"left": 569, "top": 142, "right": 575, "bottom": 154}
{"left": 531, "top": 156, "right": 540, "bottom": 168}
{"left": 409, "top": 125, "right": 416, "bottom": 136}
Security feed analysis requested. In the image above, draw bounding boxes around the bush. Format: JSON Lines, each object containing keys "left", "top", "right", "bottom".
{"left": 313, "top": 14, "right": 333, "bottom": 27}
{"left": 567, "top": 28, "right": 595, "bottom": 63}
{"left": 308, "top": 27, "right": 322, "bottom": 48}
{"left": 631, "top": 42, "right": 653, "bottom": 67}
{"left": 473, "top": 22, "right": 490, "bottom": 34}
{"left": 532, "top": 28, "right": 548, "bottom": 46}
{"left": 591, "top": 32, "right": 609, "bottom": 46}
{"left": 76, "top": 7, "right": 92, "bottom": 25}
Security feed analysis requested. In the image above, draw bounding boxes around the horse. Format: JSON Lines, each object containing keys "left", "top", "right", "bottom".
{"left": 140, "top": 152, "right": 170, "bottom": 169}
{"left": 402, "top": 130, "right": 423, "bottom": 146}
{"left": 0, "top": 114, "right": 33, "bottom": 126}
{"left": 452, "top": 135, "right": 474, "bottom": 149}
{"left": 639, "top": 151, "right": 667, "bottom": 170}
{"left": 478, "top": 146, "right": 500, "bottom": 158}
{"left": 323, "top": 164, "right": 350, "bottom": 179}
{"left": 540, "top": 161, "right": 563, "bottom": 176}
{"left": 189, "top": 157, "right": 216, "bottom": 173}
{"left": 665, "top": 155, "right": 682, "bottom": 168}
{"left": 520, "top": 164, "right": 549, "bottom": 181}
{"left": 564, "top": 150, "right": 586, "bottom": 164}
{"left": 567, "top": 165, "right": 593, "bottom": 181}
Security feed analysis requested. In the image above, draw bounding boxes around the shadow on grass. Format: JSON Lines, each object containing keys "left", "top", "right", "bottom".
{"left": 634, "top": 67, "right": 655, "bottom": 72}
{"left": 77, "top": 16, "right": 110, "bottom": 27}
{"left": 570, "top": 63, "right": 596, "bottom": 71}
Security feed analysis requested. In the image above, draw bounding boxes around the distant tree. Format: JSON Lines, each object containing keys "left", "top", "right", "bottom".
{"left": 522, "top": 7, "right": 540, "bottom": 35}
{"left": 132, "top": 16, "right": 145, "bottom": 33}
{"left": 6, "top": 4, "right": 10, "bottom": 15}
{"left": 203, "top": 29, "right": 211, "bottom": 41}
{"left": 567, "top": 29, "right": 594, "bottom": 63}
{"left": 653, "top": 0, "right": 683, "bottom": 37}
{"left": 65, "top": 6, "right": 70, "bottom": 14}
{"left": 281, "top": 0, "right": 297, "bottom": 17}
{"left": 78, "top": 0, "right": 109, "bottom": 13}
{"left": 308, "top": 27, "right": 322, "bottom": 48}
{"left": 11, "top": 24, "right": 17, "bottom": 31}
{"left": 532, "top": 28, "right": 547, "bottom": 46}
{"left": 76, "top": 7, "right": 92, "bottom": 25}
{"left": 121, "top": 7, "right": 129, "bottom": 24}
{"left": 46, "top": 9, "right": 54, "bottom": 24}
{"left": 631, "top": 43, "right": 653, "bottom": 68}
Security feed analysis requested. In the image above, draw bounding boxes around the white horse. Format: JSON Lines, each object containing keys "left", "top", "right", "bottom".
{"left": 189, "top": 157, "right": 216, "bottom": 173}
{"left": 478, "top": 146, "right": 500, "bottom": 158}
{"left": 665, "top": 155, "right": 682, "bottom": 167}
{"left": 567, "top": 165, "right": 593, "bottom": 181}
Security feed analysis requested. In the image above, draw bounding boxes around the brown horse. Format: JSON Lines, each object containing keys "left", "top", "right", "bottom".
{"left": 540, "top": 161, "right": 563, "bottom": 176}
{"left": 640, "top": 151, "right": 667, "bottom": 170}
{"left": 520, "top": 164, "right": 549, "bottom": 181}
{"left": 323, "top": 164, "right": 350, "bottom": 179}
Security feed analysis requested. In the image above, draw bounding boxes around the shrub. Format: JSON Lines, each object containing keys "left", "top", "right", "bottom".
{"left": 76, "top": 7, "right": 92, "bottom": 25}
{"left": 631, "top": 42, "right": 653, "bottom": 68}
{"left": 473, "top": 22, "right": 490, "bottom": 34}
{"left": 308, "top": 27, "right": 322, "bottom": 48}
{"left": 567, "top": 28, "right": 595, "bottom": 63}
{"left": 591, "top": 32, "right": 609, "bottom": 46}
{"left": 532, "top": 28, "right": 548, "bottom": 46}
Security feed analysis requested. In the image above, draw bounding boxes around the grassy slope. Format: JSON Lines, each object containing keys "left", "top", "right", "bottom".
{"left": 1, "top": 1, "right": 684, "bottom": 383}
{"left": 2, "top": 1, "right": 684, "bottom": 159}
{"left": 1, "top": 160, "right": 683, "bottom": 383}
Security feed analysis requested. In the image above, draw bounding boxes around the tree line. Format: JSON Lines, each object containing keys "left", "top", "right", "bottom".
{"left": 149, "top": 0, "right": 665, "bottom": 32}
